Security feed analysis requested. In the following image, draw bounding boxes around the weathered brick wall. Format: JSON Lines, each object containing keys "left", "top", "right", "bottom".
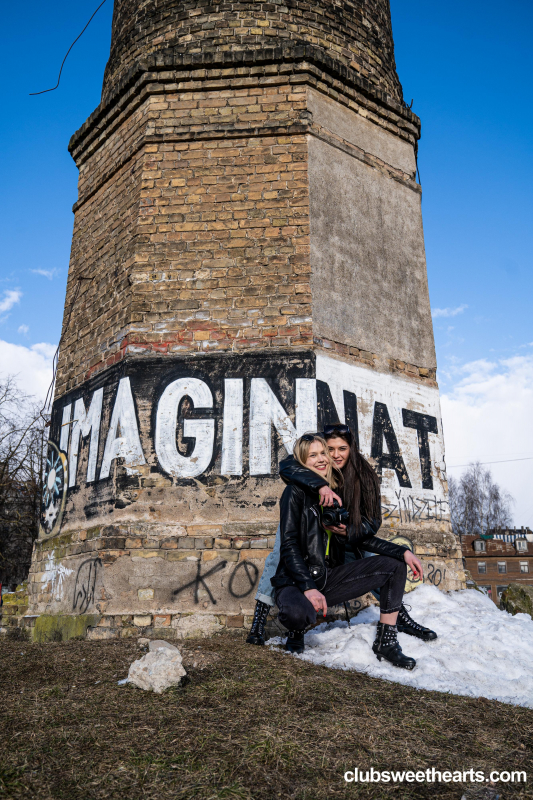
{"left": 59, "top": 159, "right": 140, "bottom": 395}
{"left": 58, "top": 61, "right": 420, "bottom": 399}
{"left": 102, "top": 0, "right": 403, "bottom": 106}
{"left": 57, "top": 83, "right": 313, "bottom": 397}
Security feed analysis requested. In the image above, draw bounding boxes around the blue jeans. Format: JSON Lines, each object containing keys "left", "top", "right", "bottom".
{"left": 255, "top": 526, "right": 381, "bottom": 607}
{"left": 255, "top": 525, "right": 281, "bottom": 606}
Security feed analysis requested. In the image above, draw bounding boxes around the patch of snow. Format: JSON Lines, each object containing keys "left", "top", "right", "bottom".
{"left": 268, "top": 585, "right": 533, "bottom": 708}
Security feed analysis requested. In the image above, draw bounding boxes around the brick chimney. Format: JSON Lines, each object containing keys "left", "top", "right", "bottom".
{"left": 29, "top": 0, "right": 464, "bottom": 639}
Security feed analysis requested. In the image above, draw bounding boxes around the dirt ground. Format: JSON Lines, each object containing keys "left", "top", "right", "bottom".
{"left": 0, "top": 632, "right": 531, "bottom": 799}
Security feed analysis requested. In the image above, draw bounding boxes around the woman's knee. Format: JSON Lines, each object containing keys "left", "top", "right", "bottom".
{"left": 277, "top": 590, "right": 315, "bottom": 630}
{"left": 393, "top": 558, "right": 408, "bottom": 581}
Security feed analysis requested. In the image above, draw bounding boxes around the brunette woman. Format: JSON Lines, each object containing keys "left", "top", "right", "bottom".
{"left": 270, "top": 433, "right": 417, "bottom": 669}
{"left": 247, "top": 424, "right": 436, "bottom": 651}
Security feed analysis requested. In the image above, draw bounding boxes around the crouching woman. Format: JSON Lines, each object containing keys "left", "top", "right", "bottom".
{"left": 272, "top": 434, "right": 420, "bottom": 670}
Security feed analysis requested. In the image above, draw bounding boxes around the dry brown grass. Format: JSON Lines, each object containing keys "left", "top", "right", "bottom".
{"left": 0, "top": 633, "right": 532, "bottom": 799}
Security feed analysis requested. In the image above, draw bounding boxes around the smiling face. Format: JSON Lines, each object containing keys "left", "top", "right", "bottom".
{"left": 326, "top": 436, "right": 351, "bottom": 470}
{"left": 305, "top": 440, "right": 330, "bottom": 474}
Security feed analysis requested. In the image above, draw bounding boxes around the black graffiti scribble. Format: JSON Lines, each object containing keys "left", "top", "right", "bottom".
{"left": 173, "top": 560, "right": 227, "bottom": 605}
{"left": 382, "top": 491, "right": 449, "bottom": 523}
{"left": 426, "top": 563, "right": 445, "bottom": 587}
{"left": 173, "top": 559, "right": 260, "bottom": 605}
{"left": 228, "top": 561, "right": 259, "bottom": 598}
{"left": 72, "top": 557, "right": 101, "bottom": 613}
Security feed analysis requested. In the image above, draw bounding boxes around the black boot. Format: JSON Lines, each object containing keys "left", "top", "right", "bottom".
{"left": 285, "top": 630, "right": 305, "bottom": 654}
{"left": 397, "top": 604, "right": 437, "bottom": 641}
{"left": 373, "top": 623, "right": 416, "bottom": 670}
{"left": 246, "top": 601, "right": 270, "bottom": 646}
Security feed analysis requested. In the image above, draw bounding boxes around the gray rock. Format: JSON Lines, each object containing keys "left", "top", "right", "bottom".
{"left": 128, "top": 644, "right": 186, "bottom": 693}
{"left": 500, "top": 584, "right": 533, "bottom": 618}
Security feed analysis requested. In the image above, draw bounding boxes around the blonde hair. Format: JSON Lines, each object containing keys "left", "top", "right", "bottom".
{"left": 293, "top": 434, "right": 343, "bottom": 490}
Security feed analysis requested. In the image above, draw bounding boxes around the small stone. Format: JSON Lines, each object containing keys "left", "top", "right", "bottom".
{"left": 138, "top": 637, "right": 150, "bottom": 646}
{"left": 128, "top": 645, "right": 186, "bottom": 693}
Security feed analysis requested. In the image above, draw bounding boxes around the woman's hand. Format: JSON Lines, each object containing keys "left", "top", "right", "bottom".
{"left": 318, "top": 486, "right": 343, "bottom": 507}
{"left": 304, "top": 589, "right": 328, "bottom": 617}
{"left": 327, "top": 524, "right": 347, "bottom": 536}
{"left": 404, "top": 550, "right": 423, "bottom": 581}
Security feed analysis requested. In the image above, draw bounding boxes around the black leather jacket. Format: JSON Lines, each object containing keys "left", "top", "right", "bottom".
{"left": 274, "top": 456, "right": 408, "bottom": 590}
{"left": 272, "top": 484, "right": 342, "bottom": 593}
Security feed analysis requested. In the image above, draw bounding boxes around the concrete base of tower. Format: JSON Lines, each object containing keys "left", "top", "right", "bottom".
{"left": 22, "top": 519, "right": 465, "bottom": 642}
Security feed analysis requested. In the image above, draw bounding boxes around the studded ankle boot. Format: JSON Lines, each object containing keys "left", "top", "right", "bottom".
{"left": 246, "top": 600, "right": 270, "bottom": 646}
{"left": 285, "top": 630, "right": 305, "bottom": 654}
{"left": 397, "top": 604, "right": 437, "bottom": 641}
{"left": 372, "top": 622, "right": 416, "bottom": 670}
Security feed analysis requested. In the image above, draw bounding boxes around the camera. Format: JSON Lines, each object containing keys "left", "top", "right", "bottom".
{"left": 321, "top": 501, "right": 350, "bottom": 528}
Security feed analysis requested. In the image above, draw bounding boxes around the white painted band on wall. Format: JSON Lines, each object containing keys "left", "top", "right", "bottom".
{"left": 57, "top": 364, "right": 448, "bottom": 525}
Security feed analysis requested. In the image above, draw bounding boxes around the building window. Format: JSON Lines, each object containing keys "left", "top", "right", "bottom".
{"left": 516, "top": 539, "right": 528, "bottom": 552}
{"left": 497, "top": 562, "right": 507, "bottom": 574}
{"left": 520, "top": 562, "right": 529, "bottom": 574}
{"left": 497, "top": 586, "right": 508, "bottom": 601}
{"left": 478, "top": 585, "right": 492, "bottom": 599}
{"left": 477, "top": 562, "right": 487, "bottom": 574}
{"left": 474, "top": 540, "right": 486, "bottom": 553}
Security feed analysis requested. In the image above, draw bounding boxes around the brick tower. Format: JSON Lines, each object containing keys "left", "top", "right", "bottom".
{"left": 28, "top": 0, "right": 464, "bottom": 641}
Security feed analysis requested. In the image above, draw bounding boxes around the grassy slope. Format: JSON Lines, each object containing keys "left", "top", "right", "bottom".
{"left": 0, "top": 633, "right": 532, "bottom": 799}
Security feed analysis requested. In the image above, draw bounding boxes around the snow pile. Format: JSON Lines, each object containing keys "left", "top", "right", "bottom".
{"left": 269, "top": 585, "right": 533, "bottom": 708}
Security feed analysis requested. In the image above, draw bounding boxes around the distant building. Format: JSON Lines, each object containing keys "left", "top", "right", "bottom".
{"left": 461, "top": 528, "right": 533, "bottom": 605}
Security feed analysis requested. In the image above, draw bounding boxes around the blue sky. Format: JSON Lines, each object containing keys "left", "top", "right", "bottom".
{"left": 1, "top": 1, "right": 532, "bottom": 522}
{"left": 391, "top": 0, "right": 533, "bottom": 377}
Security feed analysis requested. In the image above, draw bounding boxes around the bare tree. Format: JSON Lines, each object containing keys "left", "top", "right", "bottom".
{"left": 448, "top": 461, "right": 514, "bottom": 540}
{"left": 0, "top": 377, "right": 48, "bottom": 588}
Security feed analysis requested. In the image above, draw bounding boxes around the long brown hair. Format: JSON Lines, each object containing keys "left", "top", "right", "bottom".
{"left": 325, "top": 426, "right": 381, "bottom": 531}
{"left": 293, "top": 434, "right": 342, "bottom": 490}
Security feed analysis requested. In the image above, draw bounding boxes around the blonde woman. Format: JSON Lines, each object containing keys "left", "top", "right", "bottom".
{"left": 272, "top": 433, "right": 417, "bottom": 668}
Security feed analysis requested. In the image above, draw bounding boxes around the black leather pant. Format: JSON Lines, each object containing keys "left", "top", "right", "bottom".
{"left": 275, "top": 555, "right": 407, "bottom": 631}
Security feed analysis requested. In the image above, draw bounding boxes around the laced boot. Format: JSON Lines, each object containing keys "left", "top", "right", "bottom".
{"left": 246, "top": 601, "right": 270, "bottom": 646}
{"left": 285, "top": 630, "right": 305, "bottom": 654}
{"left": 372, "top": 623, "right": 416, "bottom": 670}
{"left": 397, "top": 604, "right": 437, "bottom": 641}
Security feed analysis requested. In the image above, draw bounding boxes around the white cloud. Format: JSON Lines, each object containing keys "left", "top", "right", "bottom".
{"left": 441, "top": 355, "right": 533, "bottom": 527}
{"left": 30, "top": 268, "right": 59, "bottom": 280}
{"left": 432, "top": 304, "right": 468, "bottom": 318}
{"left": 18, "top": 324, "right": 29, "bottom": 335}
{"left": 0, "top": 289, "right": 22, "bottom": 315}
{"left": 0, "top": 339, "right": 56, "bottom": 401}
